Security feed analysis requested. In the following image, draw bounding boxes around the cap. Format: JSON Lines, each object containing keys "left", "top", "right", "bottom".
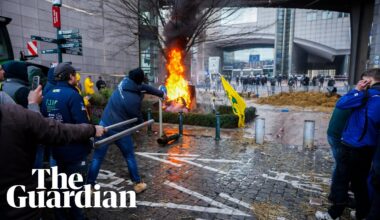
{"left": 54, "top": 63, "right": 76, "bottom": 81}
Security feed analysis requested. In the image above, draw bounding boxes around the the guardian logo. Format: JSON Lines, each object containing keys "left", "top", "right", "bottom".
{"left": 6, "top": 167, "right": 136, "bottom": 208}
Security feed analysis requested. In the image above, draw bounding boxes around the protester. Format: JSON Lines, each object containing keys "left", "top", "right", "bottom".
{"left": 277, "top": 75, "right": 282, "bottom": 86}
{"left": 40, "top": 63, "right": 93, "bottom": 219}
{"left": 96, "top": 76, "right": 107, "bottom": 91}
{"left": 84, "top": 75, "right": 95, "bottom": 96}
{"left": 270, "top": 77, "right": 276, "bottom": 95}
{"left": 0, "top": 86, "right": 106, "bottom": 220}
{"left": 87, "top": 68, "right": 165, "bottom": 194}
{"left": 76, "top": 73, "right": 82, "bottom": 91}
{"left": 367, "top": 139, "right": 380, "bottom": 219}
{"left": 0, "top": 91, "right": 15, "bottom": 104}
{"left": 316, "top": 68, "right": 380, "bottom": 220}
{"left": 1, "top": 61, "right": 30, "bottom": 108}
{"left": 27, "top": 66, "right": 47, "bottom": 89}
{"left": 43, "top": 67, "right": 56, "bottom": 95}
{"left": 0, "top": 64, "right": 5, "bottom": 90}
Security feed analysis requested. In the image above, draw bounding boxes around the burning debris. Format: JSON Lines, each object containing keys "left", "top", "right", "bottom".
{"left": 165, "top": 48, "right": 191, "bottom": 112}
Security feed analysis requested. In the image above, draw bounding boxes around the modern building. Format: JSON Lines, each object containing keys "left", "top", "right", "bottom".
{"left": 193, "top": 7, "right": 351, "bottom": 83}
{"left": 0, "top": 0, "right": 139, "bottom": 75}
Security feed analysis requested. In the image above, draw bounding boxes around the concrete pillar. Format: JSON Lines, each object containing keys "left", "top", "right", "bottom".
{"left": 369, "top": 0, "right": 380, "bottom": 68}
{"left": 349, "top": 0, "right": 375, "bottom": 85}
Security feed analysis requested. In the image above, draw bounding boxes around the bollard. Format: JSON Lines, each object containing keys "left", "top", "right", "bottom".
{"left": 159, "top": 99, "right": 163, "bottom": 137}
{"left": 147, "top": 108, "right": 152, "bottom": 134}
{"left": 303, "top": 120, "right": 315, "bottom": 149}
{"left": 255, "top": 118, "right": 265, "bottom": 144}
{"left": 215, "top": 112, "right": 220, "bottom": 141}
{"left": 179, "top": 111, "right": 183, "bottom": 136}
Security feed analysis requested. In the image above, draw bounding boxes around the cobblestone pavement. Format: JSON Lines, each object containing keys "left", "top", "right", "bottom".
{"left": 87, "top": 123, "right": 348, "bottom": 220}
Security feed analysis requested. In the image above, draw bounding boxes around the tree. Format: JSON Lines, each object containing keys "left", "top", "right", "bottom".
{"left": 91, "top": 0, "right": 243, "bottom": 60}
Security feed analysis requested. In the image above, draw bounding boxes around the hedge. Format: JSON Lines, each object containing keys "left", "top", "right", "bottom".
{"left": 141, "top": 101, "right": 256, "bottom": 128}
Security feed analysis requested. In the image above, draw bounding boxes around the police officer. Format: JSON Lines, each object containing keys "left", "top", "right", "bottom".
{"left": 40, "top": 63, "right": 91, "bottom": 220}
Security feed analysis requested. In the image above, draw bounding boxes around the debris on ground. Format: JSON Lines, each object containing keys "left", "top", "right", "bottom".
{"left": 255, "top": 92, "right": 339, "bottom": 108}
{"left": 252, "top": 202, "right": 290, "bottom": 220}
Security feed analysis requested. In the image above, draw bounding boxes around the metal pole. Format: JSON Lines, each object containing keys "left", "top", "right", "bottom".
{"left": 94, "top": 119, "right": 154, "bottom": 148}
{"left": 255, "top": 118, "right": 265, "bottom": 144}
{"left": 215, "top": 112, "right": 220, "bottom": 141}
{"left": 303, "top": 120, "right": 315, "bottom": 149}
{"left": 179, "top": 110, "right": 183, "bottom": 136}
{"left": 105, "top": 118, "right": 138, "bottom": 130}
{"left": 159, "top": 99, "right": 163, "bottom": 137}
{"left": 57, "top": 28, "right": 62, "bottom": 63}
{"left": 147, "top": 108, "right": 152, "bottom": 134}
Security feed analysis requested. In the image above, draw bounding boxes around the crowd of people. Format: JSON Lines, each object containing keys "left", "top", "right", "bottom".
{"left": 208, "top": 74, "right": 337, "bottom": 95}
{"left": 0, "top": 61, "right": 165, "bottom": 220}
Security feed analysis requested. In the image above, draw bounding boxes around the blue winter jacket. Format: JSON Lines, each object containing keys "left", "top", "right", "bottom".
{"left": 336, "top": 84, "right": 380, "bottom": 148}
{"left": 40, "top": 81, "right": 91, "bottom": 163}
{"left": 101, "top": 77, "right": 164, "bottom": 132}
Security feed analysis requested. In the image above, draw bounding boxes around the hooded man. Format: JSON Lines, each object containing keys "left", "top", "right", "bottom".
{"left": 42, "top": 67, "right": 56, "bottom": 95}
{"left": 88, "top": 68, "right": 165, "bottom": 193}
{"left": 1, "top": 61, "right": 30, "bottom": 108}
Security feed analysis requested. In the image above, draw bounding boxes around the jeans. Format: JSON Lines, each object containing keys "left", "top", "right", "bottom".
{"left": 327, "top": 135, "right": 344, "bottom": 201}
{"left": 34, "top": 146, "right": 57, "bottom": 168}
{"left": 54, "top": 159, "right": 88, "bottom": 220}
{"left": 328, "top": 144, "right": 374, "bottom": 219}
{"left": 87, "top": 125, "right": 141, "bottom": 185}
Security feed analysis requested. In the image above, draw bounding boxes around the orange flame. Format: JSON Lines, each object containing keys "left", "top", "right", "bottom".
{"left": 165, "top": 48, "right": 191, "bottom": 108}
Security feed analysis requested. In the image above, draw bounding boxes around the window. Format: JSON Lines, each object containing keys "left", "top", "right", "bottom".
{"left": 0, "top": 26, "right": 12, "bottom": 63}
{"left": 306, "top": 12, "right": 317, "bottom": 21}
{"left": 322, "top": 11, "right": 333, "bottom": 19}
{"left": 338, "top": 12, "right": 349, "bottom": 18}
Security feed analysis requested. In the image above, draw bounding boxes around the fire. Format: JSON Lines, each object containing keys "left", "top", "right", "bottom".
{"left": 165, "top": 48, "right": 191, "bottom": 109}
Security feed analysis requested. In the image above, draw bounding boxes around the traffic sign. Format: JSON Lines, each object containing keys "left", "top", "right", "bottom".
{"left": 52, "top": 0, "right": 62, "bottom": 6}
{"left": 58, "top": 33, "right": 82, "bottom": 39}
{"left": 52, "top": 6, "right": 61, "bottom": 28}
{"left": 61, "top": 42, "right": 82, "bottom": 48}
{"left": 27, "top": 40, "right": 38, "bottom": 56}
{"left": 62, "top": 48, "right": 82, "bottom": 56}
{"left": 58, "top": 29, "right": 79, "bottom": 35}
{"left": 42, "top": 49, "right": 58, "bottom": 54}
{"left": 31, "top": 35, "right": 58, "bottom": 44}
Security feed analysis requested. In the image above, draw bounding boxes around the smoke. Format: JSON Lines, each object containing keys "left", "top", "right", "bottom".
{"left": 163, "top": 0, "right": 204, "bottom": 50}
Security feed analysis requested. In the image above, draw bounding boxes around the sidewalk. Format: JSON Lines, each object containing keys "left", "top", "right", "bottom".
{"left": 86, "top": 116, "right": 348, "bottom": 219}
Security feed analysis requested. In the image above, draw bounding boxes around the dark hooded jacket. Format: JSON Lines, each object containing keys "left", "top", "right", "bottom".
{"left": 101, "top": 77, "right": 164, "bottom": 132}
{"left": 42, "top": 67, "right": 56, "bottom": 95}
{"left": 0, "top": 104, "right": 96, "bottom": 220}
{"left": 1, "top": 61, "right": 30, "bottom": 108}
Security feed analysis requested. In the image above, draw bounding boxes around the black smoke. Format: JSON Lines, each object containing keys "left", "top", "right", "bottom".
{"left": 163, "top": 0, "right": 204, "bottom": 50}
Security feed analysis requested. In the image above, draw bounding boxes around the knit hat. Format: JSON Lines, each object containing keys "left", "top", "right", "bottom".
{"left": 2, "top": 61, "right": 28, "bottom": 82}
{"left": 128, "top": 68, "right": 145, "bottom": 85}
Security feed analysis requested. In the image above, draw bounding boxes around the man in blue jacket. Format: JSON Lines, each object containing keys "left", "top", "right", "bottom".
{"left": 316, "top": 68, "right": 380, "bottom": 220}
{"left": 40, "top": 62, "right": 90, "bottom": 220}
{"left": 88, "top": 68, "right": 165, "bottom": 193}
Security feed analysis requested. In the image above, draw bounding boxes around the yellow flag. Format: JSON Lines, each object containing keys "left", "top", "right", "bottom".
{"left": 220, "top": 76, "right": 246, "bottom": 128}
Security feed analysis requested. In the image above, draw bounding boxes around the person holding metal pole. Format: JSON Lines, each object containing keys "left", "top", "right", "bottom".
{"left": 87, "top": 68, "right": 166, "bottom": 193}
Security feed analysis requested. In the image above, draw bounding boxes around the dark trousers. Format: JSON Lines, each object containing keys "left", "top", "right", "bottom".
{"left": 54, "top": 159, "right": 88, "bottom": 220}
{"left": 367, "top": 171, "right": 380, "bottom": 220}
{"left": 328, "top": 145, "right": 374, "bottom": 219}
